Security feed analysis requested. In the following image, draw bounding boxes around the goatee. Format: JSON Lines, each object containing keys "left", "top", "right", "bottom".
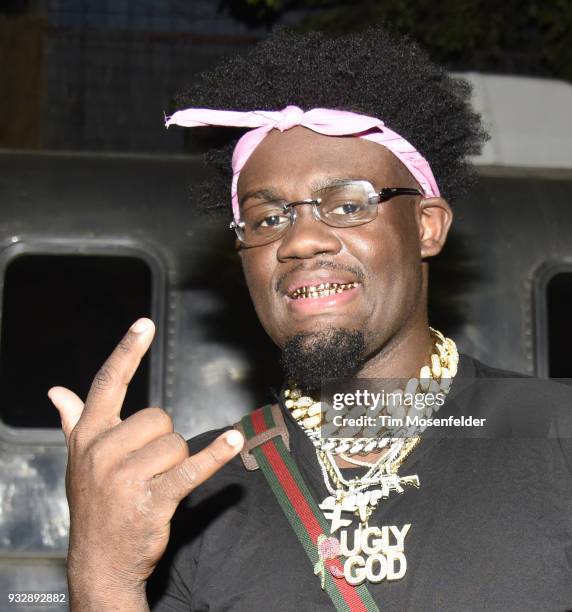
{"left": 280, "top": 327, "right": 366, "bottom": 391}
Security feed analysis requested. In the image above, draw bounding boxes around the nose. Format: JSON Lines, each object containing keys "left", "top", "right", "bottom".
{"left": 276, "top": 203, "right": 342, "bottom": 261}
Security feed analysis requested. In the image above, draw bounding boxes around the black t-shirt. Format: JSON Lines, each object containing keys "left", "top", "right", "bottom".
{"left": 148, "top": 355, "right": 572, "bottom": 611}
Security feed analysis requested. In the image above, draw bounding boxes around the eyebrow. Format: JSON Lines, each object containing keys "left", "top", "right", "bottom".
{"left": 310, "top": 176, "right": 370, "bottom": 191}
{"left": 239, "top": 188, "right": 282, "bottom": 208}
{"left": 239, "top": 176, "right": 371, "bottom": 208}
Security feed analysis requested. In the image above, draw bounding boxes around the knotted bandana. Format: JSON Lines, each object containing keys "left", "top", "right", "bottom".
{"left": 165, "top": 105, "right": 439, "bottom": 223}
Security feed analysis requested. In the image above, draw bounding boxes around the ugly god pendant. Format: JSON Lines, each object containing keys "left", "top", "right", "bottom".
{"left": 318, "top": 489, "right": 414, "bottom": 586}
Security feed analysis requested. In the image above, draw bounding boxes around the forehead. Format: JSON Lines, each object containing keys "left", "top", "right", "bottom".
{"left": 237, "top": 126, "right": 414, "bottom": 198}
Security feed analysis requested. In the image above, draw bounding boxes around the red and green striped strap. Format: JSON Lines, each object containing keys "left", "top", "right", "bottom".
{"left": 240, "top": 404, "right": 380, "bottom": 612}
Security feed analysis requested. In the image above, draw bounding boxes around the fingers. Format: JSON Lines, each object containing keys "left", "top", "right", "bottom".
{"left": 97, "top": 407, "right": 174, "bottom": 456}
{"left": 80, "top": 318, "right": 155, "bottom": 436}
{"left": 123, "top": 432, "right": 189, "bottom": 479}
{"left": 152, "top": 430, "right": 243, "bottom": 505}
{"left": 48, "top": 386, "right": 84, "bottom": 443}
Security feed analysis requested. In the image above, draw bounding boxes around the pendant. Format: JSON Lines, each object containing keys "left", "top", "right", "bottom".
{"left": 317, "top": 473, "right": 418, "bottom": 586}
{"left": 339, "top": 523, "right": 411, "bottom": 586}
{"left": 313, "top": 534, "right": 345, "bottom": 589}
{"left": 319, "top": 473, "right": 420, "bottom": 533}
{"left": 312, "top": 524, "right": 412, "bottom": 588}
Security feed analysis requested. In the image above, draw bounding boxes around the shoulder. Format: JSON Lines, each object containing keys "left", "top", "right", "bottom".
{"left": 461, "top": 353, "right": 570, "bottom": 401}
{"left": 185, "top": 401, "right": 284, "bottom": 456}
{"left": 460, "top": 354, "right": 572, "bottom": 468}
{"left": 468, "top": 355, "right": 529, "bottom": 379}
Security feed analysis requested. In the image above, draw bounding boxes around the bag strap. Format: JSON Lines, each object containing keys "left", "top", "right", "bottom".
{"left": 235, "top": 403, "right": 290, "bottom": 471}
{"left": 235, "top": 405, "right": 380, "bottom": 612}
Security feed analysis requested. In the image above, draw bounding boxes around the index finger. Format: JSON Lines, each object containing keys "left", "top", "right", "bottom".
{"left": 78, "top": 318, "right": 155, "bottom": 435}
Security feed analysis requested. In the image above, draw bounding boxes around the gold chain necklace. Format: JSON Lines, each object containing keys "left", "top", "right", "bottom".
{"left": 284, "top": 327, "right": 459, "bottom": 456}
{"left": 283, "top": 328, "right": 459, "bottom": 587}
{"left": 283, "top": 328, "right": 458, "bottom": 528}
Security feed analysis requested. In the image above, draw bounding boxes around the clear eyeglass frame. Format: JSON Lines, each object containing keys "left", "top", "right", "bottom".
{"left": 230, "top": 179, "right": 423, "bottom": 247}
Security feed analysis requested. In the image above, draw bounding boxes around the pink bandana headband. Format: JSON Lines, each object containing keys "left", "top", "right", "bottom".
{"left": 165, "top": 105, "right": 440, "bottom": 223}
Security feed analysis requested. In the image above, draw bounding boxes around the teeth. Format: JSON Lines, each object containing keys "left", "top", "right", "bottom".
{"left": 290, "top": 282, "right": 359, "bottom": 299}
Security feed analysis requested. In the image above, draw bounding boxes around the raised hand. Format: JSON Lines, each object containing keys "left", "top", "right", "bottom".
{"left": 49, "top": 318, "right": 243, "bottom": 611}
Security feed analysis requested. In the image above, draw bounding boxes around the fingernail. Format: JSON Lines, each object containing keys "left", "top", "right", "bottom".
{"left": 226, "top": 430, "right": 243, "bottom": 448}
{"left": 131, "top": 318, "right": 150, "bottom": 334}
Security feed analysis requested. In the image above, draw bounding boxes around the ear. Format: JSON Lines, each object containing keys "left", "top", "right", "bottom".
{"left": 417, "top": 197, "right": 453, "bottom": 258}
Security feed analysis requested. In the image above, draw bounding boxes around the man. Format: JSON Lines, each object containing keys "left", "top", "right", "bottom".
{"left": 50, "top": 28, "right": 572, "bottom": 611}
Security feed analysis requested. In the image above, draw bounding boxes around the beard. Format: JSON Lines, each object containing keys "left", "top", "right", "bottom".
{"left": 279, "top": 327, "right": 366, "bottom": 391}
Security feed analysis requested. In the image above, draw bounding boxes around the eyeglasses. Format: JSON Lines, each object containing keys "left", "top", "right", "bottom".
{"left": 230, "top": 179, "right": 423, "bottom": 247}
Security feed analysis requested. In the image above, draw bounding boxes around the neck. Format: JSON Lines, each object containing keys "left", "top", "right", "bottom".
{"left": 333, "top": 322, "right": 432, "bottom": 469}
{"left": 283, "top": 319, "right": 458, "bottom": 470}
{"left": 357, "top": 320, "right": 433, "bottom": 381}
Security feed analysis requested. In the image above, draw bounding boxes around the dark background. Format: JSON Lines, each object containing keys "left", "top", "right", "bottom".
{"left": 1, "top": 0, "right": 571, "bottom": 153}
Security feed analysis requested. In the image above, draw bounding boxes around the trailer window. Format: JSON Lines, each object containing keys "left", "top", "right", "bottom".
{"left": 0, "top": 254, "right": 152, "bottom": 429}
{"left": 546, "top": 272, "right": 572, "bottom": 378}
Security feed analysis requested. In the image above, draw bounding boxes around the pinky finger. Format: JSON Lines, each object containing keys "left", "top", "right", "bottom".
{"left": 151, "top": 430, "right": 243, "bottom": 508}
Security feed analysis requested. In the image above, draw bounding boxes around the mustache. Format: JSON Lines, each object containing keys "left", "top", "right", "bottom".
{"left": 274, "top": 259, "right": 366, "bottom": 293}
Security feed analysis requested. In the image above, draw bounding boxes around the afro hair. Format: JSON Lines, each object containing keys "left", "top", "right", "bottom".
{"left": 176, "top": 27, "right": 488, "bottom": 215}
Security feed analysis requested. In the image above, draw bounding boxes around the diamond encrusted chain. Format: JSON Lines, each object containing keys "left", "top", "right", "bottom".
{"left": 284, "top": 327, "right": 459, "bottom": 456}
{"left": 285, "top": 328, "right": 459, "bottom": 529}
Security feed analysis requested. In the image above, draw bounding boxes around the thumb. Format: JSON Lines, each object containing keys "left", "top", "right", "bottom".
{"left": 48, "top": 386, "right": 85, "bottom": 443}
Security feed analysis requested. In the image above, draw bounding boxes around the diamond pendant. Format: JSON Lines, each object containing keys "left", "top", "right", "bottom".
{"left": 338, "top": 523, "right": 411, "bottom": 586}
{"left": 312, "top": 523, "right": 412, "bottom": 588}
{"left": 319, "top": 473, "right": 420, "bottom": 533}
{"left": 318, "top": 473, "right": 419, "bottom": 586}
